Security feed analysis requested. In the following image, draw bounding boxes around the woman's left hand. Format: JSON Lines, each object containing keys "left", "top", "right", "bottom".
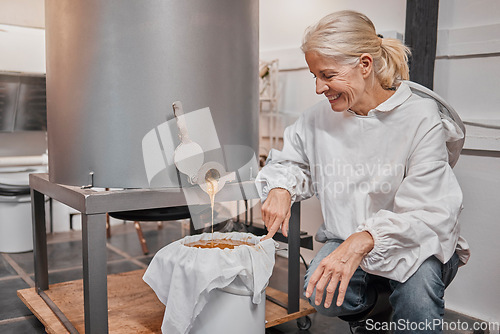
{"left": 305, "top": 231, "right": 375, "bottom": 308}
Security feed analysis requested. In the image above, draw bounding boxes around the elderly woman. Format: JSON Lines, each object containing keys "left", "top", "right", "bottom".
{"left": 256, "top": 10, "right": 470, "bottom": 334}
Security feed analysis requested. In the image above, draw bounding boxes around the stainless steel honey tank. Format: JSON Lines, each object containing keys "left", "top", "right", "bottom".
{"left": 45, "top": 0, "right": 259, "bottom": 188}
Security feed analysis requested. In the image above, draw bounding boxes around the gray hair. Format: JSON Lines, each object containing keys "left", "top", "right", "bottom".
{"left": 301, "top": 10, "right": 411, "bottom": 89}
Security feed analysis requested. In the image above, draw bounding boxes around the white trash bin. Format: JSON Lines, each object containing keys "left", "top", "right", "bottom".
{"left": 0, "top": 165, "right": 47, "bottom": 253}
{"left": 0, "top": 194, "right": 33, "bottom": 253}
{"left": 143, "top": 232, "right": 276, "bottom": 334}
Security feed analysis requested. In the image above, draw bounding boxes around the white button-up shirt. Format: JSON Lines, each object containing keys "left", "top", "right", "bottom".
{"left": 255, "top": 82, "right": 470, "bottom": 283}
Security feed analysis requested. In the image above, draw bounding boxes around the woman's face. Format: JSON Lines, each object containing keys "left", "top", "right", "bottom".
{"left": 305, "top": 51, "right": 368, "bottom": 113}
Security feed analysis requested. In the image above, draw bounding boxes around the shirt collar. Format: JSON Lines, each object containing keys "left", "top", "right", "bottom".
{"left": 374, "top": 81, "right": 412, "bottom": 112}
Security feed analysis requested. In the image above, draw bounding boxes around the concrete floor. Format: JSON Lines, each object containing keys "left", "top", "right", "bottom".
{"left": 0, "top": 220, "right": 489, "bottom": 333}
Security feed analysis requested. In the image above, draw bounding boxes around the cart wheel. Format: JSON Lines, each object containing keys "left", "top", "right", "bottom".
{"left": 297, "top": 316, "right": 312, "bottom": 330}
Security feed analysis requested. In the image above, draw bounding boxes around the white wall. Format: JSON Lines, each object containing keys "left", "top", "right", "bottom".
{"left": 0, "top": 0, "right": 44, "bottom": 28}
{"left": 0, "top": 0, "right": 45, "bottom": 73}
{"left": 448, "top": 153, "right": 500, "bottom": 323}
{"left": 435, "top": 0, "right": 500, "bottom": 121}
{"left": 434, "top": 0, "right": 500, "bottom": 323}
{"left": 0, "top": 24, "right": 45, "bottom": 73}
{"left": 260, "top": 0, "right": 406, "bottom": 52}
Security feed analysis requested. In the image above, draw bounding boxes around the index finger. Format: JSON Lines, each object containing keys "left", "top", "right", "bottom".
{"left": 305, "top": 265, "right": 324, "bottom": 298}
{"left": 281, "top": 214, "right": 291, "bottom": 238}
{"left": 262, "top": 217, "right": 282, "bottom": 240}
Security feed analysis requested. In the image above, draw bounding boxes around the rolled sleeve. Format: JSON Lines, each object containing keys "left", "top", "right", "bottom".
{"left": 255, "top": 115, "right": 314, "bottom": 203}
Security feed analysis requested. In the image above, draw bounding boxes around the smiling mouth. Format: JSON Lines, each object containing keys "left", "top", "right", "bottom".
{"left": 328, "top": 93, "right": 341, "bottom": 102}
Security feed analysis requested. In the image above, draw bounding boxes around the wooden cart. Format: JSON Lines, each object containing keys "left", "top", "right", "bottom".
{"left": 18, "top": 269, "right": 316, "bottom": 333}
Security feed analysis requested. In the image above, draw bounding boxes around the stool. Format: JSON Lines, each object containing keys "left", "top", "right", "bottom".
{"left": 108, "top": 206, "right": 193, "bottom": 255}
{"left": 339, "top": 276, "right": 392, "bottom": 325}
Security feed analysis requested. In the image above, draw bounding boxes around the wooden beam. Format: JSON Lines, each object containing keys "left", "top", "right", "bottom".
{"left": 404, "top": 0, "right": 440, "bottom": 89}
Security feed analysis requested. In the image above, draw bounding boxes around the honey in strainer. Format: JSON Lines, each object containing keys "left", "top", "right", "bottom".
{"left": 185, "top": 239, "right": 253, "bottom": 249}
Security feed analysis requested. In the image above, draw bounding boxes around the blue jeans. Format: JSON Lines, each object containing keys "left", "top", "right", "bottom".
{"left": 304, "top": 240, "right": 460, "bottom": 334}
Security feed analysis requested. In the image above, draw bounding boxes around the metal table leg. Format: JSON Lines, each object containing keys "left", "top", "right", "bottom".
{"left": 31, "top": 189, "right": 48, "bottom": 291}
{"left": 287, "top": 202, "right": 301, "bottom": 314}
{"left": 82, "top": 213, "right": 108, "bottom": 333}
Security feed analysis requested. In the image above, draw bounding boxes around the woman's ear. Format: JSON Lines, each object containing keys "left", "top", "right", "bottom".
{"left": 359, "top": 53, "right": 373, "bottom": 78}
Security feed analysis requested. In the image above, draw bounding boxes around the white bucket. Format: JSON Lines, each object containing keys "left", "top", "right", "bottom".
{"left": 143, "top": 232, "right": 276, "bottom": 334}
{"left": 0, "top": 194, "right": 33, "bottom": 253}
{"left": 190, "top": 281, "right": 266, "bottom": 334}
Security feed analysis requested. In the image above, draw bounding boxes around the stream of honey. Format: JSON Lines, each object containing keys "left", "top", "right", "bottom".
{"left": 184, "top": 174, "right": 253, "bottom": 250}
{"left": 205, "top": 176, "right": 218, "bottom": 245}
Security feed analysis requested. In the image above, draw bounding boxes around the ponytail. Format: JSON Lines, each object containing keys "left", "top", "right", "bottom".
{"left": 376, "top": 38, "right": 411, "bottom": 89}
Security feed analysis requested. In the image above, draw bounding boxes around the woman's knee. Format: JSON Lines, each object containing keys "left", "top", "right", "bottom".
{"left": 390, "top": 256, "right": 446, "bottom": 319}
{"left": 394, "top": 256, "right": 445, "bottom": 297}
